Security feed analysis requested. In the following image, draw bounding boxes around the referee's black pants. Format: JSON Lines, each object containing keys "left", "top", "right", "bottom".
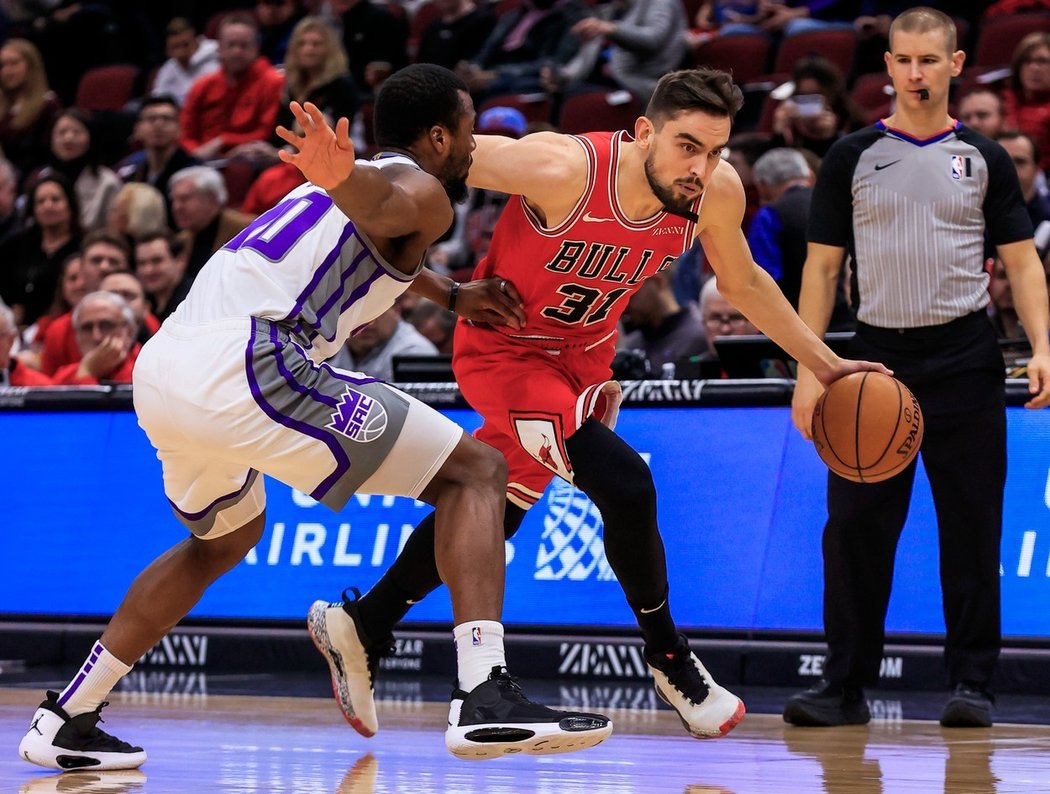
{"left": 822, "top": 311, "right": 1006, "bottom": 690}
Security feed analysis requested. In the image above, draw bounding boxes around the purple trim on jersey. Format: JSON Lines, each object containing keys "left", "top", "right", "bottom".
{"left": 339, "top": 267, "right": 385, "bottom": 320}
{"left": 287, "top": 220, "right": 357, "bottom": 334}
{"left": 267, "top": 321, "right": 339, "bottom": 408}
{"left": 57, "top": 641, "right": 103, "bottom": 706}
{"left": 245, "top": 317, "right": 351, "bottom": 501}
{"left": 168, "top": 469, "right": 256, "bottom": 521}
{"left": 301, "top": 244, "right": 375, "bottom": 342}
{"left": 876, "top": 119, "right": 960, "bottom": 147}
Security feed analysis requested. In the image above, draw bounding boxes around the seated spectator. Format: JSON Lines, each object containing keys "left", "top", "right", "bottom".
{"left": 39, "top": 231, "right": 134, "bottom": 375}
{"left": 0, "top": 38, "right": 62, "bottom": 182}
{"left": 107, "top": 183, "right": 170, "bottom": 243}
{"left": 256, "top": 0, "right": 308, "bottom": 66}
{"left": 338, "top": 0, "right": 409, "bottom": 95}
{"left": 987, "top": 258, "right": 1023, "bottom": 342}
{"left": 1004, "top": 32, "right": 1050, "bottom": 170}
{"left": 180, "top": 13, "right": 285, "bottom": 161}
{"left": 408, "top": 298, "right": 456, "bottom": 354}
{"left": 996, "top": 130, "right": 1050, "bottom": 257}
{"left": 0, "top": 157, "right": 21, "bottom": 249}
{"left": 52, "top": 291, "right": 140, "bottom": 385}
{"left": 121, "top": 96, "right": 202, "bottom": 227}
{"left": 169, "top": 166, "right": 254, "bottom": 279}
{"left": 18, "top": 252, "right": 86, "bottom": 365}
{"left": 958, "top": 88, "right": 1005, "bottom": 138}
{"left": 748, "top": 147, "right": 853, "bottom": 329}
{"left": 618, "top": 262, "right": 707, "bottom": 375}
{"left": 694, "top": 276, "right": 759, "bottom": 376}
{"left": 33, "top": 109, "right": 123, "bottom": 231}
{"left": 1, "top": 299, "right": 52, "bottom": 386}
{"left": 770, "top": 56, "right": 866, "bottom": 158}
{"left": 551, "top": 0, "right": 688, "bottom": 106}
{"left": 99, "top": 271, "right": 159, "bottom": 346}
{"left": 723, "top": 0, "right": 856, "bottom": 37}
{"left": 328, "top": 304, "right": 438, "bottom": 381}
{"left": 134, "top": 232, "right": 192, "bottom": 323}
{"left": 0, "top": 173, "right": 82, "bottom": 327}
{"left": 150, "top": 17, "right": 221, "bottom": 106}
{"left": 232, "top": 16, "right": 359, "bottom": 168}
{"left": 457, "top": 0, "right": 589, "bottom": 101}
{"left": 417, "top": 0, "right": 497, "bottom": 71}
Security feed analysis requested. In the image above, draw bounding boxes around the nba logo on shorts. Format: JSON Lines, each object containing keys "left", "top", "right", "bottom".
{"left": 328, "top": 387, "right": 388, "bottom": 442}
{"left": 471, "top": 627, "right": 482, "bottom": 646}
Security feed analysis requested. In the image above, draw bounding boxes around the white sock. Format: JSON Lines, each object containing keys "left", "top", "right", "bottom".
{"left": 57, "top": 641, "right": 133, "bottom": 717}
{"left": 453, "top": 620, "right": 506, "bottom": 692}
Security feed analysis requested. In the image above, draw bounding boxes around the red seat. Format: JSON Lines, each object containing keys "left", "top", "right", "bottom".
{"left": 772, "top": 29, "right": 856, "bottom": 79}
{"left": 408, "top": 0, "right": 443, "bottom": 60}
{"left": 692, "top": 33, "right": 771, "bottom": 86}
{"left": 75, "top": 65, "right": 140, "bottom": 113}
{"left": 479, "top": 93, "right": 551, "bottom": 126}
{"left": 972, "top": 13, "right": 1050, "bottom": 67}
{"left": 557, "top": 90, "right": 641, "bottom": 135}
{"left": 851, "top": 72, "right": 892, "bottom": 112}
{"left": 222, "top": 159, "right": 259, "bottom": 211}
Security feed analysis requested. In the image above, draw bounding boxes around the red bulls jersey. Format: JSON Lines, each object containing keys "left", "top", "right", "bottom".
{"left": 472, "top": 131, "right": 700, "bottom": 349}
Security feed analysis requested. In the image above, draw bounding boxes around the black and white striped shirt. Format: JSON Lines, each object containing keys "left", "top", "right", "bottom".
{"left": 807, "top": 120, "right": 1032, "bottom": 328}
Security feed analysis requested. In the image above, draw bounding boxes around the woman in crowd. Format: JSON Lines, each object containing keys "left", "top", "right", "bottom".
{"left": 0, "top": 172, "right": 82, "bottom": 327}
{"left": 1004, "top": 32, "right": 1050, "bottom": 171}
{"left": 769, "top": 55, "right": 867, "bottom": 158}
{"left": 107, "top": 183, "right": 169, "bottom": 243}
{"left": 0, "top": 38, "right": 62, "bottom": 181}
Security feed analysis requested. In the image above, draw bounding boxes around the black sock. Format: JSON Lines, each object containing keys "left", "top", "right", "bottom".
{"left": 628, "top": 586, "right": 678, "bottom": 656}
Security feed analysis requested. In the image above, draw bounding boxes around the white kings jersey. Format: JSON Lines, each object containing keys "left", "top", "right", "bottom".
{"left": 171, "top": 155, "right": 423, "bottom": 362}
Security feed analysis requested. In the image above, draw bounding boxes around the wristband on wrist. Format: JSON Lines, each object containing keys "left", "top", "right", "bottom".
{"left": 447, "top": 281, "right": 459, "bottom": 313}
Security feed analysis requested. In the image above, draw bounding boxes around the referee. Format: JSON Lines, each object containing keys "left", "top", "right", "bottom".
{"left": 784, "top": 6, "right": 1050, "bottom": 729}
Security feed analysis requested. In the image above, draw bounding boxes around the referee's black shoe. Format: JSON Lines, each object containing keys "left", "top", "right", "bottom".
{"left": 783, "top": 679, "right": 871, "bottom": 727}
{"left": 940, "top": 683, "right": 993, "bottom": 728}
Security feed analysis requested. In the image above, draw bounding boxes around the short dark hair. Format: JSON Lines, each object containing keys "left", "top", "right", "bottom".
{"left": 889, "top": 6, "right": 956, "bottom": 54}
{"left": 136, "top": 230, "right": 184, "bottom": 258}
{"left": 140, "top": 94, "right": 181, "bottom": 115}
{"left": 646, "top": 68, "right": 744, "bottom": 126}
{"left": 997, "top": 129, "right": 1040, "bottom": 167}
{"left": 373, "top": 64, "right": 470, "bottom": 150}
{"left": 165, "top": 16, "right": 195, "bottom": 37}
{"left": 82, "top": 229, "right": 131, "bottom": 262}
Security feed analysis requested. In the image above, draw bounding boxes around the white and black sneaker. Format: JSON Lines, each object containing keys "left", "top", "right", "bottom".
{"left": 646, "top": 635, "right": 745, "bottom": 739}
{"left": 308, "top": 588, "right": 393, "bottom": 738}
{"left": 18, "top": 691, "right": 146, "bottom": 772}
{"left": 446, "top": 666, "right": 612, "bottom": 760}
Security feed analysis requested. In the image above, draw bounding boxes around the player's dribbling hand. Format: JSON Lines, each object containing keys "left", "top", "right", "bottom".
{"left": 791, "top": 367, "right": 822, "bottom": 440}
{"left": 455, "top": 277, "right": 526, "bottom": 330}
{"left": 276, "top": 102, "right": 355, "bottom": 190}
{"left": 1024, "top": 351, "right": 1050, "bottom": 409}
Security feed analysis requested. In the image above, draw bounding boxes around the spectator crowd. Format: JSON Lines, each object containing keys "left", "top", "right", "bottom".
{"left": 0, "top": 0, "right": 1044, "bottom": 386}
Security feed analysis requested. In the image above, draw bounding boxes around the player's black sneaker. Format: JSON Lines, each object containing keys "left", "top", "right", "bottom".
{"left": 308, "top": 588, "right": 393, "bottom": 737}
{"left": 646, "top": 634, "right": 746, "bottom": 738}
{"left": 445, "top": 666, "right": 612, "bottom": 759}
{"left": 18, "top": 691, "right": 146, "bottom": 771}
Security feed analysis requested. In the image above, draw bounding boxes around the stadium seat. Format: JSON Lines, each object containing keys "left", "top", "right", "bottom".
{"left": 75, "top": 65, "right": 141, "bottom": 113}
{"left": 408, "top": 0, "right": 443, "bottom": 60}
{"left": 972, "top": 13, "right": 1050, "bottom": 67}
{"left": 851, "top": 72, "right": 892, "bottom": 113}
{"left": 772, "top": 28, "right": 857, "bottom": 79}
{"left": 479, "top": 93, "right": 551, "bottom": 126}
{"left": 557, "top": 90, "right": 641, "bottom": 135}
{"left": 692, "top": 33, "right": 771, "bottom": 86}
{"left": 222, "top": 159, "right": 259, "bottom": 211}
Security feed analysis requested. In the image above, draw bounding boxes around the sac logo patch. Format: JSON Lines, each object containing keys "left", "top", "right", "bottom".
{"left": 328, "top": 387, "right": 387, "bottom": 442}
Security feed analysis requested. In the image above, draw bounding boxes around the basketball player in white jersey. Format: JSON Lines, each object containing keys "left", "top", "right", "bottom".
{"left": 18, "top": 64, "right": 612, "bottom": 773}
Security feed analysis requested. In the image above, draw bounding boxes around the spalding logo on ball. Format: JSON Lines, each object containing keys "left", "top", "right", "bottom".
{"left": 811, "top": 372, "right": 923, "bottom": 483}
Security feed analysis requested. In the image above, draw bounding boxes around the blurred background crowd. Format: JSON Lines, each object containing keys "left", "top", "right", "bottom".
{"left": 0, "top": 0, "right": 1043, "bottom": 387}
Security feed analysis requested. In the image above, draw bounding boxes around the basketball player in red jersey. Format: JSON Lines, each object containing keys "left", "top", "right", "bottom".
{"left": 315, "top": 68, "right": 889, "bottom": 741}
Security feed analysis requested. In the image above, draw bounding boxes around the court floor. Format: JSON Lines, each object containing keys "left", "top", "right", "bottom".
{"left": 2, "top": 672, "right": 1049, "bottom": 793}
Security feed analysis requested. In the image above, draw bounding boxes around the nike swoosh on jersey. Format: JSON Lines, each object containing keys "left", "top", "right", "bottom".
{"left": 874, "top": 160, "right": 901, "bottom": 171}
{"left": 581, "top": 211, "right": 615, "bottom": 222}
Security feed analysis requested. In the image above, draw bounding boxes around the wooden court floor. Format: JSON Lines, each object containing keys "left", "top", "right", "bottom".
{"left": 2, "top": 687, "right": 1049, "bottom": 793}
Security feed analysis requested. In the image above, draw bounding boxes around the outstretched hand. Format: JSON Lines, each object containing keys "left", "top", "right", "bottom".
{"left": 455, "top": 277, "right": 527, "bottom": 330}
{"left": 276, "top": 102, "right": 356, "bottom": 190}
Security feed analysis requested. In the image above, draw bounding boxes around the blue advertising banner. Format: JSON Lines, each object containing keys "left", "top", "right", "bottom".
{"left": 3, "top": 406, "right": 1048, "bottom": 637}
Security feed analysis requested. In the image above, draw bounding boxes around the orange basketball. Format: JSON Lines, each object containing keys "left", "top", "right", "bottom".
{"left": 811, "top": 372, "right": 924, "bottom": 483}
